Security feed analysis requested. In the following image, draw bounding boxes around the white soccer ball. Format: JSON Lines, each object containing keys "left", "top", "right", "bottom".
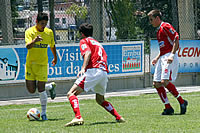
{"left": 27, "top": 108, "right": 40, "bottom": 121}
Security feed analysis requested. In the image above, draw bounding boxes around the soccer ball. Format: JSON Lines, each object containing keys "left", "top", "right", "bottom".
{"left": 27, "top": 108, "right": 40, "bottom": 121}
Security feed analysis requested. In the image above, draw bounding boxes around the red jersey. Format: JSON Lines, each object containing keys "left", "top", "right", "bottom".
{"left": 157, "top": 22, "right": 179, "bottom": 56}
{"left": 79, "top": 37, "right": 109, "bottom": 73}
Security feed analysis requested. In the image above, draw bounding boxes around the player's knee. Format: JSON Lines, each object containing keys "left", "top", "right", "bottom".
{"left": 96, "top": 97, "right": 104, "bottom": 105}
{"left": 67, "top": 92, "right": 73, "bottom": 98}
{"left": 153, "top": 82, "right": 156, "bottom": 88}
{"left": 38, "top": 88, "right": 45, "bottom": 93}
{"left": 96, "top": 99, "right": 103, "bottom": 105}
{"left": 161, "top": 80, "right": 165, "bottom": 85}
{"left": 153, "top": 82, "right": 162, "bottom": 88}
{"left": 161, "top": 80, "right": 169, "bottom": 87}
{"left": 27, "top": 88, "right": 36, "bottom": 93}
{"left": 96, "top": 94, "right": 105, "bottom": 105}
{"left": 153, "top": 82, "right": 159, "bottom": 88}
{"left": 26, "top": 81, "right": 36, "bottom": 93}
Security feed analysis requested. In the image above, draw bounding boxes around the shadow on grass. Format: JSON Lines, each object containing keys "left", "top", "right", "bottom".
{"left": 47, "top": 118, "right": 66, "bottom": 121}
{"left": 159, "top": 113, "right": 187, "bottom": 116}
{"left": 89, "top": 121, "right": 117, "bottom": 126}
{"left": 29, "top": 118, "right": 65, "bottom": 122}
{"left": 173, "top": 113, "right": 187, "bottom": 115}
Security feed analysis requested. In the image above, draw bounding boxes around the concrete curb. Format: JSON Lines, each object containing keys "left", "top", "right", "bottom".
{"left": 0, "top": 86, "right": 200, "bottom": 106}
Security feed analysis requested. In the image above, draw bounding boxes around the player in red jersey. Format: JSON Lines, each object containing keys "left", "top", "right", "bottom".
{"left": 148, "top": 9, "right": 188, "bottom": 115}
{"left": 64, "top": 23, "right": 125, "bottom": 127}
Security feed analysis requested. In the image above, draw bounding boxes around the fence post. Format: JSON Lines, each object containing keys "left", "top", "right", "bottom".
{"left": 0, "top": 0, "right": 13, "bottom": 44}
{"left": 49, "top": 0, "right": 56, "bottom": 43}
{"left": 178, "top": 0, "right": 195, "bottom": 39}
{"left": 37, "top": 0, "right": 43, "bottom": 13}
{"left": 90, "top": 0, "right": 105, "bottom": 41}
{"left": 171, "top": 0, "right": 179, "bottom": 32}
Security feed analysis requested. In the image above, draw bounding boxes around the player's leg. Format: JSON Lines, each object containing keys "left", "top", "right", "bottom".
{"left": 162, "top": 79, "right": 188, "bottom": 114}
{"left": 64, "top": 84, "right": 84, "bottom": 127}
{"left": 25, "top": 80, "right": 37, "bottom": 93}
{"left": 162, "top": 79, "right": 184, "bottom": 103}
{"left": 25, "top": 64, "right": 37, "bottom": 93}
{"left": 154, "top": 81, "right": 174, "bottom": 115}
{"left": 34, "top": 64, "right": 56, "bottom": 100}
{"left": 67, "top": 84, "right": 83, "bottom": 119}
{"left": 37, "top": 81, "right": 48, "bottom": 120}
{"left": 96, "top": 93, "right": 125, "bottom": 122}
{"left": 161, "top": 54, "right": 188, "bottom": 114}
{"left": 153, "top": 58, "right": 173, "bottom": 115}
{"left": 34, "top": 64, "right": 49, "bottom": 120}
{"left": 93, "top": 69, "right": 125, "bottom": 122}
{"left": 45, "top": 82, "right": 57, "bottom": 100}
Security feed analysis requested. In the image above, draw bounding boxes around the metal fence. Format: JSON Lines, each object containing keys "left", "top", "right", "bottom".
{"left": 0, "top": 0, "right": 199, "bottom": 45}
{"left": 0, "top": 0, "right": 199, "bottom": 87}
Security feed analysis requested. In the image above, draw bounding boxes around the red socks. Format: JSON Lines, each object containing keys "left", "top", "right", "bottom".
{"left": 166, "top": 82, "right": 184, "bottom": 104}
{"left": 156, "top": 86, "right": 172, "bottom": 109}
{"left": 69, "top": 96, "right": 121, "bottom": 120}
{"left": 69, "top": 95, "right": 81, "bottom": 119}
{"left": 101, "top": 101, "right": 121, "bottom": 120}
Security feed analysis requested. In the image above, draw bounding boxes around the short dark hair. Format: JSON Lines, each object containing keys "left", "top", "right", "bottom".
{"left": 79, "top": 23, "right": 93, "bottom": 37}
{"left": 37, "top": 12, "right": 48, "bottom": 22}
{"left": 148, "top": 9, "right": 162, "bottom": 19}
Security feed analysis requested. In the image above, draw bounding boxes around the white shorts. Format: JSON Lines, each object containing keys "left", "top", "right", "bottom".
{"left": 75, "top": 68, "right": 108, "bottom": 95}
{"left": 153, "top": 53, "right": 179, "bottom": 82}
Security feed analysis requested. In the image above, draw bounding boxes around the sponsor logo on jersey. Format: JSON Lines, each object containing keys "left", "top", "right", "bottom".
{"left": 33, "top": 43, "right": 48, "bottom": 48}
{"left": 81, "top": 44, "right": 87, "bottom": 50}
{"left": 169, "top": 28, "right": 175, "bottom": 34}
{"left": 158, "top": 41, "right": 165, "bottom": 48}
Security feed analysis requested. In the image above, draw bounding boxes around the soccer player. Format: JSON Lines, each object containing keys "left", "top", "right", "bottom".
{"left": 64, "top": 23, "right": 125, "bottom": 127}
{"left": 148, "top": 9, "right": 188, "bottom": 115}
{"left": 25, "top": 12, "right": 57, "bottom": 120}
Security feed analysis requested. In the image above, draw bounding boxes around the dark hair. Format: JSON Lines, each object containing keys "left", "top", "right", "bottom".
{"left": 79, "top": 23, "right": 93, "bottom": 37}
{"left": 148, "top": 9, "right": 162, "bottom": 19}
{"left": 37, "top": 12, "right": 48, "bottom": 22}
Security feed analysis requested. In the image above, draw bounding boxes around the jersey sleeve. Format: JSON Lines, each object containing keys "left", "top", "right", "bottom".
{"left": 25, "top": 29, "right": 33, "bottom": 45}
{"left": 49, "top": 30, "right": 55, "bottom": 47}
{"left": 79, "top": 39, "right": 91, "bottom": 56}
{"left": 163, "top": 23, "right": 179, "bottom": 41}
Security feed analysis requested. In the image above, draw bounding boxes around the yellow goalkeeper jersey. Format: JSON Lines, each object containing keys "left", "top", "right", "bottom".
{"left": 25, "top": 26, "right": 55, "bottom": 65}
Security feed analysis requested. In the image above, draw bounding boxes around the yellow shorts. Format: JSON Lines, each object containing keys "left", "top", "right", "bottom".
{"left": 25, "top": 64, "right": 48, "bottom": 82}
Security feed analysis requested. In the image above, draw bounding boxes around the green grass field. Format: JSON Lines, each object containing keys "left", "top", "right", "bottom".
{"left": 0, "top": 92, "right": 200, "bottom": 133}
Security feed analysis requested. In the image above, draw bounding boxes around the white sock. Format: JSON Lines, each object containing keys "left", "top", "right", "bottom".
{"left": 45, "top": 83, "right": 52, "bottom": 90}
{"left": 39, "top": 91, "right": 47, "bottom": 116}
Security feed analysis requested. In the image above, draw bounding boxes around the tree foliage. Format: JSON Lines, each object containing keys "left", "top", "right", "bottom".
{"left": 139, "top": 0, "right": 172, "bottom": 38}
{"left": 10, "top": 0, "right": 19, "bottom": 34}
{"left": 105, "top": 0, "right": 141, "bottom": 40}
{"left": 135, "top": 0, "right": 173, "bottom": 53}
{"left": 66, "top": 3, "right": 88, "bottom": 19}
{"left": 11, "top": 0, "right": 19, "bottom": 18}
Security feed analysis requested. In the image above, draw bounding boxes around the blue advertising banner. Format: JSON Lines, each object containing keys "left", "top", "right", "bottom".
{"left": 151, "top": 40, "right": 200, "bottom": 73}
{"left": 0, "top": 41, "right": 144, "bottom": 83}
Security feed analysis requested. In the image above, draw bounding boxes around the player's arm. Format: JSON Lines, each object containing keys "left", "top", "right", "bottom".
{"left": 171, "top": 38, "right": 179, "bottom": 54}
{"left": 164, "top": 24, "right": 179, "bottom": 64}
{"left": 50, "top": 45, "right": 57, "bottom": 66}
{"left": 77, "top": 51, "right": 91, "bottom": 78}
{"left": 167, "top": 38, "right": 179, "bottom": 64}
{"left": 26, "top": 35, "right": 43, "bottom": 49}
{"left": 152, "top": 53, "right": 160, "bottom": 66}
